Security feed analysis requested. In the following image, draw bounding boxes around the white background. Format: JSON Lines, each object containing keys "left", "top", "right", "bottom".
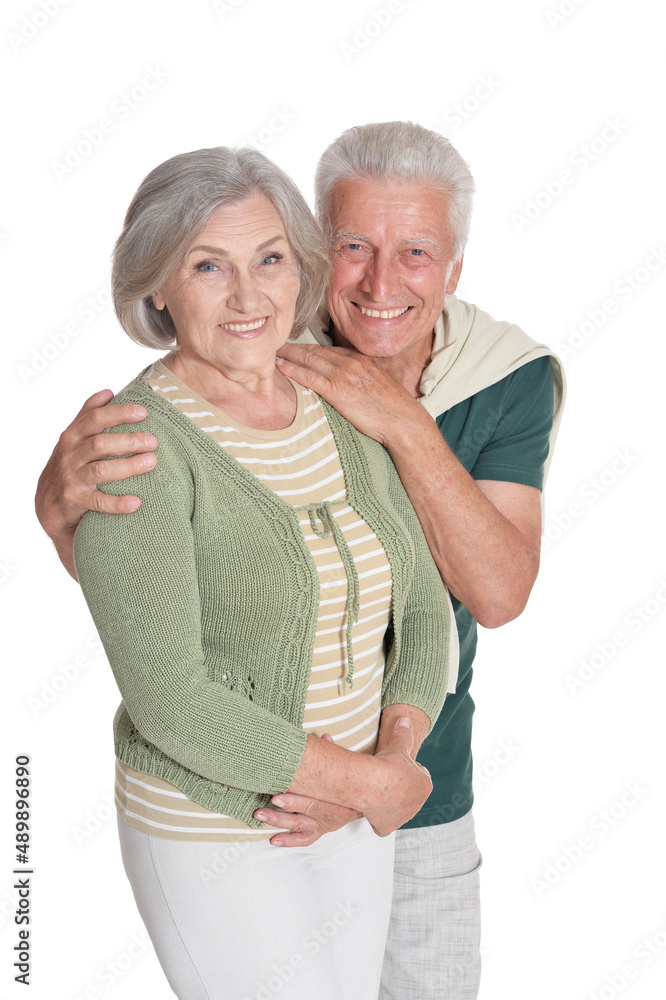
{"left": 2, "top": 1, "right": 665, "bottom": 998}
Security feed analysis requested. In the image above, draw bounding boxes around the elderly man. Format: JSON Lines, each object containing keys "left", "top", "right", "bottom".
{"left": 36, "top": 121, "right": 564, "bottom": 999}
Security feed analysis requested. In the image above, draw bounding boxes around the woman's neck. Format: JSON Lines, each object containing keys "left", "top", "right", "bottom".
{"left": 161, "top": 353, "right": 298, "bottom": 431}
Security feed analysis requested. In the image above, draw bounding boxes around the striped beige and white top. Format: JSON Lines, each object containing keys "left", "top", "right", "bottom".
{"left": 115, "top": 359, "right": 393, "bottom": 841}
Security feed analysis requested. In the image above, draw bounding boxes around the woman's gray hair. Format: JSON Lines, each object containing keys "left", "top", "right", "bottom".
{"left": 112, "top": 146, "right": 330, "bottom": 348}
{"left": 314, "top": 121, "right": 475, "bottom": 261}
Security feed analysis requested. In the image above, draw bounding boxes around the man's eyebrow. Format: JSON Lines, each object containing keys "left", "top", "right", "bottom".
{"left": 333, "top": 231, "right": 372, "bottom": 243}
{"left": 333, "top": 232, "right": 444, "bottom": 250}
{"left": 397, "top": 236, "right": 443, "bottom": 249}
{"left": 187, "top": 236, "right": 286, "bottom": 256}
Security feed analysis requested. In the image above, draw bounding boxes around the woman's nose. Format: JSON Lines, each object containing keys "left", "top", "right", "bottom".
{"left": 226, "top": 271, "right": 264, "bottom": 314}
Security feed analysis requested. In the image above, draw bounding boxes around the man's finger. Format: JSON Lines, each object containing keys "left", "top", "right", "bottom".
{"left": 70, "top": 388, "right": 116, "bottom": 422}
{"left": 61, "top": 454, "right": 157, "bottom": 514}
{"left": 278, "top": 342, "right": 356, "bottom": 368}
{"left": 74, "top": 401, "right": 151, "bottom": 439}
{"left": 269, "top": 831, "right": 319, "bottom": 848}
{"left": 275, "top": 356, "right": 327, "bottom": 392}
{"left": 83, "top": 432, "right": 159, "bottom": 465}
{"left": 86, "top": 492, "right": 144, "bottom": 515}
{"left": 89, "top": 453, "right": 157, "bottom": 485}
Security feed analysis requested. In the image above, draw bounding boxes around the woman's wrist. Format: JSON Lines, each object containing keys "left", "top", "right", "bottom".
{"left": 288, "top": 722, "right": 431, "bottom": 829}
{"left": 288, "top": 734, "right": 377, "bottom": 812}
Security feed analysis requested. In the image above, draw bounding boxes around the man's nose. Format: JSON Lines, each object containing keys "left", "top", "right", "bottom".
{"left": 360, "top": 253, "right": 401, "bottom": 303}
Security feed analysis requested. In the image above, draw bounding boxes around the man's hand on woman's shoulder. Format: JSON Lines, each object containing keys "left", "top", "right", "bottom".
{"left": 35, "top": 389, "right": 159, "bottom": 578}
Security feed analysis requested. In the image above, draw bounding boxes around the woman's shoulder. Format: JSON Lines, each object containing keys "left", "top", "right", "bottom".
{"left": 110, "top": 364, "right": 159, "bottom": 408}
{"left": 106, "top": 365, "right": 194, "bottom": 443}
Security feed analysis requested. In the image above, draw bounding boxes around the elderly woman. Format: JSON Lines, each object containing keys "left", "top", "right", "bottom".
{"left": 72, "top": 146, "right": 455, "bottom": 1000}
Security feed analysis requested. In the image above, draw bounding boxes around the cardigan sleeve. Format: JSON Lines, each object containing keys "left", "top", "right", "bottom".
{"left": 376, "top": 444, "right": 457, "bottom": 733}
{"left": 72, "top": 416, "right": 307, "bottom": 796}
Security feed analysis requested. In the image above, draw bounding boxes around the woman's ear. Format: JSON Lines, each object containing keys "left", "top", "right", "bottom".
{"left": 152, "top": 291, "right": 166, "bottom": 310}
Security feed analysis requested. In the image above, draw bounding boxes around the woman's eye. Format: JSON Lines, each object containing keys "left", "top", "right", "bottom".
{"left": 196, "top": 261, "right": 218, "bottom": 272}
{"left": 261, "top": 254, "right": 282, "bottom": 265}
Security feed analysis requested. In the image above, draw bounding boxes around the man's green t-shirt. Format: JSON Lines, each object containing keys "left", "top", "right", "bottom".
{"left": 406, "top": 356, "right": 555, "bottom": 829}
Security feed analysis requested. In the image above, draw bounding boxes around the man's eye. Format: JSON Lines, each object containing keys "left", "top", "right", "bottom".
{"left": 409, "top": 249, "right": 425, "bottom": 256}
{"left": 346, "top": 244, "right": 362, "bottom": 251}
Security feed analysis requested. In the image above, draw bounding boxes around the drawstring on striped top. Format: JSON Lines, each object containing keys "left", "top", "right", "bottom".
{"left": 294, "top": 500, "right": 360, "bottom": 692}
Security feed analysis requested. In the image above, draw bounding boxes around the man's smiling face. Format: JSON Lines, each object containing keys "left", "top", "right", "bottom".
{"left": 325, "top": 177, "right": 463, "bottom": 366}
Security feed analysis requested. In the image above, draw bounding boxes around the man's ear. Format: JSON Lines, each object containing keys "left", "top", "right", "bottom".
{"left": 446, "top": 254, "right": 464, "bottom": 295}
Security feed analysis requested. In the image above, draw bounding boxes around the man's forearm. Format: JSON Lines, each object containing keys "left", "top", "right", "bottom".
{"left": 383, "top": 402, "right": 540, "bottom": 628}
{"left": 274, "top": 344, "right": 541, "bottom": 627}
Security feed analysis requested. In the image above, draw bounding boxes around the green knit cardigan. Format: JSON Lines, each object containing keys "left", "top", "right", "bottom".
{"left": 73, "top": 369, "right": 454, "bottom": 828}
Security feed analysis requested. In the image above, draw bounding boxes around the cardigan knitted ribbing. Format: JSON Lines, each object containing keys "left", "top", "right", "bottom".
{"left": 73, "top": 368, "right": 455, "bottom": 829}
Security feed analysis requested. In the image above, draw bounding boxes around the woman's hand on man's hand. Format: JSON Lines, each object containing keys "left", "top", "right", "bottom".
{"left": 255, "top": 734, "right": 361, "bottom": 847}
{"left": 254, "top": 795, "right": 361, "bottom": 848}
{"left": 259, "top": 717, "right": 433, "bottom": 846}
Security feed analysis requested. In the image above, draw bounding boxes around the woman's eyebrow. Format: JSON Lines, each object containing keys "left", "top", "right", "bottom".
{"left": 187, "top": 236, "right": 286, "bottom": 257}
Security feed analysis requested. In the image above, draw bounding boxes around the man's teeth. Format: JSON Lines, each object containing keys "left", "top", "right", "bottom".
{"left": 357, "top": 305, "right": 410, "bottom": 319}
{"left": 222, "top": 319, "right": 266, "bottom": 332}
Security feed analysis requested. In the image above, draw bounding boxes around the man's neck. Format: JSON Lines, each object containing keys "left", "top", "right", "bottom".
{"left": 330, "top": 326, "right": 434, "bottom": 399}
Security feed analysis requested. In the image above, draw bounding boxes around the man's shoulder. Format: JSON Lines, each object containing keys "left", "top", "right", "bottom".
{"left": 420, "top": 295, "right": 564, "bottom": 423}
{"left": 461, "top": 353, "right": 553, "bottom": 406}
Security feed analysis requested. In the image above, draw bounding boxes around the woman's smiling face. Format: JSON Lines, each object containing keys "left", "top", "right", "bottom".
{"left": 152, "top": 192, "right": 301, "bottom": 379}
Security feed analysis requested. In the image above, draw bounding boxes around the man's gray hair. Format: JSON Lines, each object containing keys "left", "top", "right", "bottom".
{"left": 113, "top": 146, "right": 330, "bottom": 349}
{"left": 314, "top": 121, "right": 475, "bottom": 261}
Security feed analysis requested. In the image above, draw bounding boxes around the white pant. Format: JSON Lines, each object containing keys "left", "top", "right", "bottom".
{"left": 380, "top": 811, "right": 482, "bottom": 999}
{"left": 117, "top": 814, "right": 395, "bottom": 1000}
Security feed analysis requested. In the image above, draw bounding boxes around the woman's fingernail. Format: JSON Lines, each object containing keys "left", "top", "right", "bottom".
{"left": 272, "top": 796, "right": 285, "bottom": 808}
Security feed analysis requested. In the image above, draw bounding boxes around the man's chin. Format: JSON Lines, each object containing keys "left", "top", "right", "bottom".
{"left": 340, "top": 322, "right": 415, "bottom": 357}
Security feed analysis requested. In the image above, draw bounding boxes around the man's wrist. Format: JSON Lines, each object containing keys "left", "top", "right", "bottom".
{"left": 48, "top": 527, "right": 79, "bottom": 581}
{"left": 381, "top": 397, "right": 440, "bottom": 454}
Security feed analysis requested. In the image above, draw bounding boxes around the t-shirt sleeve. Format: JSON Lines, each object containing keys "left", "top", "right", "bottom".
{"left": 471, "top": 356, "right": 555, "bottom": 490}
